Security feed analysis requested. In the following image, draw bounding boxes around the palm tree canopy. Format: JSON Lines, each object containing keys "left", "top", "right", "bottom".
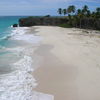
{"left": 67, "top": 5, "right": 76, "bottom": 14}
{"left": 82, "top": 5, "right": 89, "bottom": 14}
{"left": 57, "top": 5, "right": 100, "bottom": 30}
{"left": 83, "top": 5, "right": 88, "bottom": 10}
{"left": 77, "top": 9, "right": 82, "bottom": 14}
{"left": 71, "top": 5, "right": 76, "bottom": 13}
{"left": 96, "top": 7, "right": 100, "bottom": 13}
{"left": 58, "top": 8, "right": 63, "bottom": 15}
{"left": 63, "top": 9, "right": 67, "bottom": 15}
{"left": 87, "top": 10, "right": 91, "bottom": 17}
{"left": 77, "top": 9, "right": 83, "bottom": 18}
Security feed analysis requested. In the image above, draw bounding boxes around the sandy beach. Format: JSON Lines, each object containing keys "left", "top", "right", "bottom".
{"left": 31, "top": 26, "right": 100, "bottom": 100}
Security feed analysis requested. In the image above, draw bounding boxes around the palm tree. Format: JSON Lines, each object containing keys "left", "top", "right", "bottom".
{"left": 58, "top": 8, "right": 63, "bottom": 16}
{"left": 82, "top": 5, "right": 90, "bottom": 28}
{"left": 87, "top": 10, "right": 91, "bottom": 17}
{"left": 77, "top": 9, "right": 82, "bottom": 15}
{"left": 95, "top": 7, "right": 100, "bottom": 18}
{"left": 91, "top": 11, "right": 96, "bottom": 18}
{"left": 96, "top": 7, "right": 100, "bottom": 13}
{"left": 63, "top": 9, "right": 67, "bottom": 16}
{"left": 82, "top": 5, "right": 88, "bottom": 15}
{"left": 77, "top": 9, "right": 83, "bottom": 28}
{"left": 67, "top": 5, "right": 76, "bottom": 15}
{"left": 71, "top": 5, "right": 76, "bottom": 13}
{"left": 67, "top": 5, "right": 76, "bottom": 25}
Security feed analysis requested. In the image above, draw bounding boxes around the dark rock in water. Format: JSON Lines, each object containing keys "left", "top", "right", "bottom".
{"left": 13, "top": 24, "right": 18, "bottom": 27}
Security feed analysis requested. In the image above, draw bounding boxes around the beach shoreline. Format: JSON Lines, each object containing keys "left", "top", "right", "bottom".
{"left": 0, "top": 26, "right": 54, "bottom": 100}
{"left": 31, "top": 26, "right": 100, "bottom": 100}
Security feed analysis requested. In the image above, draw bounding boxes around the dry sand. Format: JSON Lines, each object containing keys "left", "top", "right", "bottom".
{"left": 31, "top": 26, "right": 100, "bottom": 100}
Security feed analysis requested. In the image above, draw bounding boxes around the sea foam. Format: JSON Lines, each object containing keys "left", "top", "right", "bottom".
{"left": 0, "top": 56, "right": 37, "bottom": 100}
{"left": 11, "top": 27, "right": 42, "bottom": 44}
{"left": 0, "top": 27, "right": 54, "bottom": 100}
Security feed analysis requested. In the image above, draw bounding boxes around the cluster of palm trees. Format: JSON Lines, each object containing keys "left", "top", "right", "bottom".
{"left": 57, "top": 5, "right": 100, "bottom": 29}
{"left": 58, "top": 5, "right": 75, "bottom": 16}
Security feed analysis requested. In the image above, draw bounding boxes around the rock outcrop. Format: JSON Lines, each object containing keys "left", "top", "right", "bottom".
{"left": 13, "top": 24, "right": 18, "bottom": 27}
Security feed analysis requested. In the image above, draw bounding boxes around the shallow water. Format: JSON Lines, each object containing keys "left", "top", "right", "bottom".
{"left": 0, "top": 18, "right": 53, "bottom": 100}
{"left": 0, "top": 26, "right": 39, "bottom": 99}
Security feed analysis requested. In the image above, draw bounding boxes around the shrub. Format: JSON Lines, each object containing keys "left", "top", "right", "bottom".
{"left": 59, "top": 24, "right": 73, "bottom": 28}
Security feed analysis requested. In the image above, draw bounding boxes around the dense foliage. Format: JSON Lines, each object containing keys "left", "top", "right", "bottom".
{"left": 58, "top": 5, "right": 100, "bottom": 30}
{"left": 19, "top": 17, "right": 68, "bottom": 27}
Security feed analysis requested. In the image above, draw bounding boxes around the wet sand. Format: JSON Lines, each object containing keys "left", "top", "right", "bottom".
{"left": 32, "top": 26, "right": 100, "bottom": 100}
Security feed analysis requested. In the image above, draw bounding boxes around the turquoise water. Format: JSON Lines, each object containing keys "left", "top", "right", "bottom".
{"left": 0, "top": 16, "right": 34, "bottom": 99}
{"left": 0, "top": 16, "right": 53, "bottom": 100}
{"left": 0, "top": 16, "right": 26, "bottom": 74}
{"left": 0, "top": 16, "right": 26, "bottom": 68}
{"left": 0, "top": 16, "right": 26, "bottom": 40}
{"left": 0, "top": 16, "right": 29, "bottom": 48}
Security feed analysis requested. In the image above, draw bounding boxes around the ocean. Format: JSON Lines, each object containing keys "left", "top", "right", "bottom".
{"left": 0, "top": 16, "right": 23, "bottom": 74}
{"left": 0, "top": 16, "right": 53, "bottom": 100}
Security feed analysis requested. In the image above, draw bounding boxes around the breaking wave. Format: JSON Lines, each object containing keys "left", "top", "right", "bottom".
{"left": 0, "top": 27, "right": 54, "bottom": 100}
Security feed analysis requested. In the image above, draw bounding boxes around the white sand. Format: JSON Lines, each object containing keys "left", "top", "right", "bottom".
{"left": 31, "top": 26, "right": 100, "bottom": 100}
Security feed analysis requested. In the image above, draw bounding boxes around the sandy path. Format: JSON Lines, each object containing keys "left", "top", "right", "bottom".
{"left": 32, "top": 26, "right": 100, "bottom": 100}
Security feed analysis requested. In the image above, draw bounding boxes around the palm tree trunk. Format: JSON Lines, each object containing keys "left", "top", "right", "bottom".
{"left": 80, "top": 19, "right": 81, "bottom": 28}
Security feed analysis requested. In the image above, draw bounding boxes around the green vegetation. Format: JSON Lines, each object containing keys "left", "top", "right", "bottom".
{"left": 19, "top": 17, "right": 68, "bottom": 27}
{"left": 58, "top": 8, "right": 63, "bottom": 16}
{"left": 58, "top": 5, "right": 100, "bottom": 30}
{"left": 18, "top": 5, "right": 100, "bottom": 30}
{"left": 59, "top": 24, "right": 72, "bottom": 28}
